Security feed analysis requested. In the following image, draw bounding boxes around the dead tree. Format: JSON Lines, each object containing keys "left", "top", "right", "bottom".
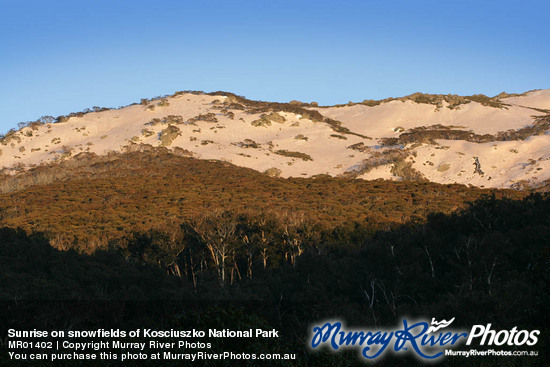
{"left": 192, "top": 210, "right": 238, "bottom": 287}
{"left": 277, "top": 212, "right": 306, "bottom": 266}
{"left": 254, "top": 214, "right": 277, "bottom": 269}
{"left": 361, "top": 278, "right": 378, "bottom": 326}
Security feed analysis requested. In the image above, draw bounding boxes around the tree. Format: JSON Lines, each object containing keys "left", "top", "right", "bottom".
{"left": 191, "top": 210, "right": 239, "bottom": 286}
{"left": 39, "top": 116, "right": 55, "bottom": 124}
{"left": 275, "top": 211, "right": 319, "bottom": 266}
{"left": 127, "top": 225, "right": 185, "bottom": 277}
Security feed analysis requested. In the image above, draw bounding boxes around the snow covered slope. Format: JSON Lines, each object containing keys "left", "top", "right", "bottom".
{"left": 1, "top": 89, "right": 549, "bottom": 189}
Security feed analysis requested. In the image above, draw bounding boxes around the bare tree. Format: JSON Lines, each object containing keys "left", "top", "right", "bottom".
{"left": 361, "top": 278, "right": 378, "bottom": 326}
{"left": 256, "top": 215, "right": 276, "bottom": 269}
{"left": 191, "top": 210, "right": 238, "bottom": 286}
{"left": 276, "top": 211, "right": 311, "bottom": 266}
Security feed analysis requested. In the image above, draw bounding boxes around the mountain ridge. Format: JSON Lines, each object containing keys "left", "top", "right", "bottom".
{"left": 2, "top": 88, "right": 550, "bottom": 190}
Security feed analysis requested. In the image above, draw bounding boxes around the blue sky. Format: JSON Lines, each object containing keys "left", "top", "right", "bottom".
{"left": 1, "top": 0, "right": 549, "bottom": 133}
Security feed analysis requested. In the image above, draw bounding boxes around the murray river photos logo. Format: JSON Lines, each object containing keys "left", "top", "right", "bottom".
{"left": 309, "top": 318, "right": 540, "bottom": 362}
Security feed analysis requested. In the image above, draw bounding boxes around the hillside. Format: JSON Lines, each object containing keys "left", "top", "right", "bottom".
{"left": 2, "top": 89, "right": 549, "bottom": 190}
{"left": 0, "top": 171, "right": 547, "bottom": 366}
{"left": 0, "top": 93, "right": 547, "bottom": 367}
{"left": 0, "top": 149, "right": 524, "bottom": 252}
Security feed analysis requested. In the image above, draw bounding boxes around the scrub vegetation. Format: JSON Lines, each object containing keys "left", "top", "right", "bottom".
{"left": 324, "top": 91, "right": 535, "bottom": 110}
{"left": 0, "top": 150, "right": 546, "bottom": 365}
{"left": 390, "top": 115, "right": 550, "bottom": 145}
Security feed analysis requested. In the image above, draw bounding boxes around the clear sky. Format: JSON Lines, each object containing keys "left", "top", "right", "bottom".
{"left": 1, "top": 0, "right": 549, "bottom": 133}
